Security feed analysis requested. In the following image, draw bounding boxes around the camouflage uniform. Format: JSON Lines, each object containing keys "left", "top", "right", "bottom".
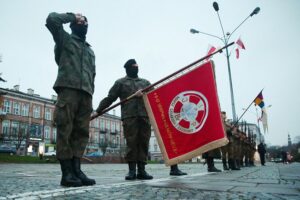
{"left": 96, "top": 76, "right": 151, "bottom": 162}
{"left": 240, "top": 132, "right": 247, "bottom": 167}
{"left": 46, "top": 12, "right": 95, "bottom": 160}
{"left": 46, "top": 12, "right": 96, "bottom": 187}
{"left": 202, "top": 148, "right": 221, "bottom": 172}
{"left": 249, "top": 142, "right": 256, "bottom": 166}
{"left": 220, "top": 121, "right": 231, "bottom": 170}
{"left": 228, "top": 127, "right": 240, "bottom": 170}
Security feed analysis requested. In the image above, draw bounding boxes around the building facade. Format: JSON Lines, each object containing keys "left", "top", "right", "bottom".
{"left": 0, "top": 86, "right": 124, "bottom": 156}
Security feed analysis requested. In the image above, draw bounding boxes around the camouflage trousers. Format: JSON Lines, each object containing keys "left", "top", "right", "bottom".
{"left": 54, "top": 88, "right": 92, "bottom": 160}
{"left": 220, "top": 145, "right": 229, "bottom": 160}
{"left": 122, "top": 117, "right": 151, "bottom": 163}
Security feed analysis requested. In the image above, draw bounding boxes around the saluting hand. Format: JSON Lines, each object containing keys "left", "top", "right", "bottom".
{"left": 75, "top": 13, "right": 87, "bottom": 25}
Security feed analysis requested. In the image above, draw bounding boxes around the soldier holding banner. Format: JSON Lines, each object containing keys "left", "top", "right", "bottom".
{"left": 93, "top": 59, "right": 154, "bottom": 180}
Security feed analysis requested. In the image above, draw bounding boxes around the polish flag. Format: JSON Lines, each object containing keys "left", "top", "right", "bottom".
{"left": 205, "top": 45, "right": 216, "bottom": 61}
{"left": 236, "top": 38, "right": 246, "bottom": 49}
{"left": 235, "top": 37, "right": 246, "bottom": 59}
{"left": 235, "top": 48, "right": 240, "bottom": 59}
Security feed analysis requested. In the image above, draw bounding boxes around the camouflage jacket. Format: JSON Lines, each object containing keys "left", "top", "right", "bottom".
{"left": 96, "top": 76, "right": 151, "bottom": 120}
{"left": 46, "top": 12, "right": 96, "bottom": 96}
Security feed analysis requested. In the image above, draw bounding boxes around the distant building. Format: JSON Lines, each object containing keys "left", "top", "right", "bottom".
{"left": 288, "top": 134, "right": 292, "bottom": 148}
{"left": 0, "top": 86, "right": 124, "bottom": 156}
{"left": 148, "top": 128, "right": 163, "bottom": 162}
{"left": 237, "top": 121, "right": 264, "bottom": 145}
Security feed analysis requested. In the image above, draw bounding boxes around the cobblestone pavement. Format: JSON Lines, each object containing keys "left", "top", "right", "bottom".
{"left": 0, "top": 162, "right": 299, "bottom": 199}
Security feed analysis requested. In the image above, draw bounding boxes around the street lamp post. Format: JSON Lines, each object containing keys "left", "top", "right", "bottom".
{"left": 190, "top": 2, "right": 260, "bottom": 122}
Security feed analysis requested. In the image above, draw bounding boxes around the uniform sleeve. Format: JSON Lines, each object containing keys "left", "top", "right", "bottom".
{"left": 45, "top": 12, "right": 76, "bottom": 45}
{"left": 96, "top": 81, "right": 121, "bottom": 113}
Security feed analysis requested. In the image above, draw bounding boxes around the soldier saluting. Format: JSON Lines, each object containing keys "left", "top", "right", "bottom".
{"left": 46, "top": 12, "right": 96, "bottom": 187}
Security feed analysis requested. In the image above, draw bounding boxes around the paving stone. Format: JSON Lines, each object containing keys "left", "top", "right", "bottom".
{"left": 0, "top": 162, "right": 299, "bottom": 199}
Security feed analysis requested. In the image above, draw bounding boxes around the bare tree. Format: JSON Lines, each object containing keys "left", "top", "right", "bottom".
{"left": 12, "top": 125, "right": 27, "bottom": 155}
{"left": 100, "top": 140, "right": 108, "bottom": 156}
{"left": 294, "top": 135, "right": 300, "bottom": 144}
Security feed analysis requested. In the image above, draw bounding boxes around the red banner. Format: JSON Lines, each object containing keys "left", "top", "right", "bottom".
{"left": 143, "top": 61, "right": 228, "bottom": 166}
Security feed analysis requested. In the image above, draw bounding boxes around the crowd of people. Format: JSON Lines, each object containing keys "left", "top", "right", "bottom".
{"left": 202, "top": 111, "right": 262, "bottom": 172}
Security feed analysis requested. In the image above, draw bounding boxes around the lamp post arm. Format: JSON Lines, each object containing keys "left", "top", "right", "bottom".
{"left": 228, "top": 15, "right": 251, "bottom": 41}
{"left": 216, "top": 11, "right": 227, "bottom": 43}
{"left": 195, "top": 30, "right": 224, "bottom": 42}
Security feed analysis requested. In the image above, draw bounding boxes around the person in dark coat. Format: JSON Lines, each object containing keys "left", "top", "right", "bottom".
{"left": 257, "top": 142, "right": 266, "bottom": 166}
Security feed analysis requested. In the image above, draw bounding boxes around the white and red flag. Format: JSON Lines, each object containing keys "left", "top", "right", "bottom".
{"left": 205, "top": 45, "right": 216, "bottom": 61}
{"left": 235, "top": 37, "right": 246, "bottom": 59}
{"left": 143, "top": 61, "right": 228, "bottom": 166}
{"left": 236, "top": 38, "right": 245, "bottom": 49}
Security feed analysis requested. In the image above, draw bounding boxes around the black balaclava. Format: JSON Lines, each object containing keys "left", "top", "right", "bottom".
{"left": 70, "top": 16, "right": 88, "bottom": 40}
{"left": 124, "top": 59, "right": 139, "bottom": 78}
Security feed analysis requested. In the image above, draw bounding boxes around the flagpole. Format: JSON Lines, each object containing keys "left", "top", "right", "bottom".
{"left": 91, "top": 42, "right": 235, "bottom": 120}
{"left": 232, "top": 88, "right": 264, "bottom": 127}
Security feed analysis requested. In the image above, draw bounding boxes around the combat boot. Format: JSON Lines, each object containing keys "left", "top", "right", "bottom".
{"left": 229, "top": 159, "right": 240, "bottom": 170}
{"left": 137, "top": 162, "right": 153, "bottom": 180}
{"left": 125, "top": 162, "right": 136, "bottom": 180}
{"left": 59, "top": 159, "right": 82, "bottom": 187}
{"left": 72, "top": 157, "right": 96, "bottom": 186}
{"left": 240, "top": 159, "right": 244, "bottom": 167}
{"left": 207, "top": 158, "right": 222, "bottom": 172}
{"left": 244, "top": 158, "right": 249, "bottom": 167}
{"left": 170, "top": 164, "right": 187, "bottom": 176}
{"left": 222, "top": 159, "right": 229, "bottom": 170}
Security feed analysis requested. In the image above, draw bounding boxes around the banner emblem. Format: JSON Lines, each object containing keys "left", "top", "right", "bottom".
{"left": 143, "top": 61, "right": 228, "bottom": 166}
{"left": 169, "top": 91, "right": 208, "bottom": 134}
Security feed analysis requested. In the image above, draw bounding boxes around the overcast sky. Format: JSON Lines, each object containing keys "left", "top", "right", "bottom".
{"left": 1, "top": 0, "right": 299, "bottom": 146}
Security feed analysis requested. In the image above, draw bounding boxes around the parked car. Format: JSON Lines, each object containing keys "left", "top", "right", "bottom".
{"left": 44, "top": 151, "right": 56, "bottom": 156}
{"left": 270, "top": 157, "right": 282, "bottom": 163}
{"left": 0, "top": 146, "right": 16, "bottom": 155}
{"left": 84, "top": 151, "right": 103, "bottom": 157}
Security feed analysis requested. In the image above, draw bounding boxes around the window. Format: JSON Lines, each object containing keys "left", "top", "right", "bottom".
{"left": 116, "top": 122, "right": 121, "bottom": 132}
{"left": 33, "top": 105, "right": 41, "bottom": 118}
{"left": 2, "top": 120, "right": 10, "bottom": 135}
{"left": 3, "top": 100, "right": 11, "bottom": 113}
{"left": 20, "top": 123, "right": 29, "bottom": 136}
{"left": 100, "top": 134, "right": 105, "bottom": 144}
{"left": 111, "top": 121, "right": 116, "bottom": 133}
{"left": 21, "top": 103, "right": 29, "bottom": 116}
{"left": 13, "top": 102, "right": 20, "bottom": 115}
{"left": 30, "top": 124, "right": 42, "bottom": 138}
{"left": 116, "top": 136, "right": 119, "bottom": 145}
{"left": 11, "top": 121, "right": 19, "bottom": 136}
{"left": 100, "top": 119, "right": 105, "bottom": 131}
{"left": 44, "top": 126, "right": 50, "bottom": 139}
{"left": 154, "top": 143, "right": 158, "bottom": 152}
{"left": 45, "top": 108, "right": 51, "bottom": 120}
{"left": 94, "top": 132, "right": 99, "bottom": 143}
{"left": 94, "top": 118, "right": 99, "bottom": 128}
{"left": 106, "top": 120, "right": 110, "bottom": 130}
{"left": 52, "top": 128, "right": 57, "bottom": 142}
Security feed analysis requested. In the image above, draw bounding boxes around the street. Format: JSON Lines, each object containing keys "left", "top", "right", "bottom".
{"left": 0, "top": 162, "right": 299, "bottom": 199}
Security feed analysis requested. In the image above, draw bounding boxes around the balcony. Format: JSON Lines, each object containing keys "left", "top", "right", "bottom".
{"left": 110, "top": 144, "right": 118, "bottom": 148}
{"left": 110, "top": 130, "right": 119, "bottom": 135}
{"left": 100, "top": 128, "right": 108, "bottom": 134}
